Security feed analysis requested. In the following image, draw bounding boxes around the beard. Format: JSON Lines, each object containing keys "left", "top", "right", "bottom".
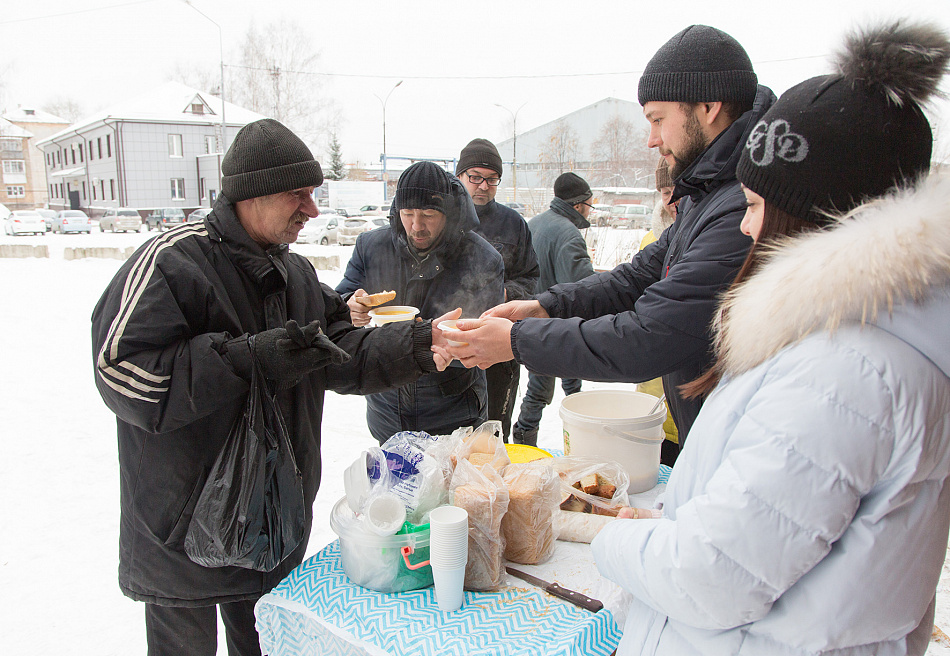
{"left": 669, "top": 111, "right": 709, "bottom": 180}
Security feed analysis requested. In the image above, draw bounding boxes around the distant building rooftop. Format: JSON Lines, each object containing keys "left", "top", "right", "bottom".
{"left": 2, "top": 106, "right": 69, "bottom": 125}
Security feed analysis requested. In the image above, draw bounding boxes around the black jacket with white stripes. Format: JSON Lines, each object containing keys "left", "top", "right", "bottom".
{"left": 91, "top": 195, "right": 435, "bottom": 606}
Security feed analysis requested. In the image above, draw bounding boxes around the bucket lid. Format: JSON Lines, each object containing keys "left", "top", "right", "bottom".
{"left": 560, "top": 390, "right": 667, "bottom": 426}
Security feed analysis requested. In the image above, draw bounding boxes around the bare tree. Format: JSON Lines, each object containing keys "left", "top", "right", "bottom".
{"left": 41, "top": 97, "right": 86, "bottom": 123}
{"left": 538, "top": 120, "right": 579, "bottom": 186}
{"left": 228, "top": 19, "right": 339, "bottom": 149}
{"left": 167, "top": 61, "right": 220, "bottom": 96}
{"left": 590, "top": 115, "right": 654, "bottom": 187}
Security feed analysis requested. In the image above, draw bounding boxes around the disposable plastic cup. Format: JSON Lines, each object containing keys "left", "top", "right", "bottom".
{"left": 364, "top": 493, "right": 407, "bottom": 537}
{"left": 428, "top": 506, "right": 468, "bottom": 568}
{"left": 438, "top": 319, "right": 476, "bottom": 347}
{"left": 431, "top": 565, "right": 466, "bottom": 612}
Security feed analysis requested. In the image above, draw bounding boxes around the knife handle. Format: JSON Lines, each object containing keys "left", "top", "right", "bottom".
{"left": 546, "top": 582, "right": 604, "bottom": 613}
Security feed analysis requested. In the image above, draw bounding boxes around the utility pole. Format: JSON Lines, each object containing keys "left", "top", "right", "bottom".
{"left": 494, "top": 102, "right": 527, "bottom": 203}
{"left": 374, "top": 80, "right": 403, "bottom": 201}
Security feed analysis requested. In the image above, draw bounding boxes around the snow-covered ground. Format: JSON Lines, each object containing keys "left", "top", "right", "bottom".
{"left": 2, "top": 227, "right": 948, "bottom": 654}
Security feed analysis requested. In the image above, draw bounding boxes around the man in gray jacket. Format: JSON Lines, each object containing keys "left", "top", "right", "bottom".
{"left": 511, "top": 172, "right": 595, "bottom": 446}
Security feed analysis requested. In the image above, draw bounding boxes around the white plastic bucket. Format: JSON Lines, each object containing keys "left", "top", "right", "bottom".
{"left": 559, "top": 390, "right": 666, "bottom": 493}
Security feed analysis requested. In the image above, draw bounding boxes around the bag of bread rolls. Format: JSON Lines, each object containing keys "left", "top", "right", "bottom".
{"left": 501, "top": 461, "right": 560, "bottom": 564}
{"left": 450, "top": 458, "right": 509, "bottom": 591}
{"left": 451, "top": 420, "right": 511, "bottom": 472}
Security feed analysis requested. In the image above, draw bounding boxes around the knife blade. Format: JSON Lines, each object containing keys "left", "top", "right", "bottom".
{"left": 506, "top": 566, "right": 604, "bottom": 613}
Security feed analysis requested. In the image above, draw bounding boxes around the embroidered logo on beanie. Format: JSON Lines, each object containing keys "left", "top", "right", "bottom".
{"left": 745, "top": 120, "right": 809, "bottom": 167}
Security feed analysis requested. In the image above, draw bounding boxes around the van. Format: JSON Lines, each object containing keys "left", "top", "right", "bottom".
{"left": 608, "top": 204, "right": 650, "bottom": 229}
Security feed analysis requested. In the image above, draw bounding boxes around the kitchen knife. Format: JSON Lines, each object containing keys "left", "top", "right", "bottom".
{"left": 505, "top": 566, "right": 604, "bottom": 613}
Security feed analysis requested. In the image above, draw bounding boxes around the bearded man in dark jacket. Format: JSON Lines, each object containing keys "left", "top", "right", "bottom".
{"left": 440, "top": 26, "right": 775, "bottom": 463}
{"left": 456, "top": 138, "right": 539, "bottom": 441}
{"left": 336, "top": 161, "right": 504, "bottom": 443}
{"left": 92, "top": 119, "right": 450, "bottom": 656}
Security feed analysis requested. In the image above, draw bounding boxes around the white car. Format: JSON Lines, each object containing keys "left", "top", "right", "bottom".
{"left": 337, "top": 216, "right": 388, "bottom": 245}
{"left": 4, "top": 210, "right": 47, "bottom": 236}
{"left": 99, "top": 208, "right": 143, "bottom": 233}
{"left": 297, "top": 214, "right": 340, "bottom": 245}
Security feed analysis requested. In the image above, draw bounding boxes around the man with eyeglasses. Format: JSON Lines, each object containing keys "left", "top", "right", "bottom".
{"left": 456, "top": 138, "right": 539, "bottom": 441}
{"left": 510, "top": 172, "right": 595, "bottom": 446}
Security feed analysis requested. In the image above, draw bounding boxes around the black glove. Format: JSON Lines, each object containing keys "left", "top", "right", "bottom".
{"left": 251, "top": 320, "right": 351, "bottom": 385}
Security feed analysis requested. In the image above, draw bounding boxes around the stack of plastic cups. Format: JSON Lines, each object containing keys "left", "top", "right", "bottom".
{"left": 427, "top": 505, "right": 469, "bottom": 612}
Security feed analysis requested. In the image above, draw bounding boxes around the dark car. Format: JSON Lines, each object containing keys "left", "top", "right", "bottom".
{"left": 503, "top": 202, "right": 528, "bottom": 217}
{"left": 187, "top": 208, "right": 212, "bottom": 223}
{"left": 146, "top": 208, "right": 186, "bottom": 231}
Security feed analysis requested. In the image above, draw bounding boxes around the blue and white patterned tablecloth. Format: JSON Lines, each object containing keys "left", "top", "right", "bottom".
{"left": 256, "top": 540, "right": 623, "bottom": 656}
{"left": 255, "top": 464, "right": 671, "bottom": 656}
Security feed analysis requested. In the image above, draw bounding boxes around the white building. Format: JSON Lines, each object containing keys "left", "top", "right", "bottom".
{"left": 36, "top": 82, "right": 266, "bottom": 216}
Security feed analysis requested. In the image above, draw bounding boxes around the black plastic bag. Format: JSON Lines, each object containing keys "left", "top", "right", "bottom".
{"left": 184, "top": 355, "right": 306, "bottom": 572}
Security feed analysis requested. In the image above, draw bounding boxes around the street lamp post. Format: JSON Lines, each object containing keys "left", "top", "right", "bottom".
{"left": 374, "top": 80, "right": 403, "bottom": 201}
{"left": 183, "top": 1, "right": 227, "bottom": 190}
{"left": 494, "top": 102, "right": 527, "bottom": 203}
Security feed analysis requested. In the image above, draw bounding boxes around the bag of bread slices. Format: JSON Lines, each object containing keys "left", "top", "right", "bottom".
{"left": 501, "top": 460, "right": 560, "bottom": 565}
{"left": 552, "top": 456, "right": 630, "bottom": 516}
{"left": 450, "top": 457, "right": 509, "bottom": 591}
{"left": 450, "top": 420, "right": 511, "bottom": 472}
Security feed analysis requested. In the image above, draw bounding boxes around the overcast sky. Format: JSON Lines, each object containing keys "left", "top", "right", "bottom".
{"left": 3, "top": 0, "right": 950, "bottom": 164}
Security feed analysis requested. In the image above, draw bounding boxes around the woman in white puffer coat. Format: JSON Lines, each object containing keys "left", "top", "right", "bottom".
{"left": 592, "top": 21, "right": 950, "bottom": 656}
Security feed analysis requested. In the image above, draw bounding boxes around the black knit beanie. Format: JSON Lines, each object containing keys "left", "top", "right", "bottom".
{"left": 456, "top": 138, "right": 503, "bottom": 176}
{"left": 737, "top": 20, "right": 949, "bottom": 225}
{"left": 394, "top": 161, "right": 457, "bottom": 216}
{"left": 638, "top": 25, "right": 757, "bottom": 105}
{"left": 554, "top": 172, "right": 592, "bottom": 205}
{"left": 221, "top": 118, "right": 323, "bottom": 202}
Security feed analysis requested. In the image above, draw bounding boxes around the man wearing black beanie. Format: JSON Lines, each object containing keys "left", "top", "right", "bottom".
{"left": 442, "top": 26, "right": 775, "bottom": 463}
{"left": 92, "top": 119, "right": 450, "bottom": 655}
{"left": 456, "top": 138, "right": 539, "bottom": 441}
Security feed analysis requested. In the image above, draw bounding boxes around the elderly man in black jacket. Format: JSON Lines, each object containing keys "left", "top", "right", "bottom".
{"left": 456, "top": 138, "right": 539, "bottom": 441}
{"left": 441, "top": 26, "right": 775, "bottom": 461}
{"left": 336, "top": 161, "right": 504, "bottom": 443}
{"left": 92, "top": 119, "right": 450, "bottom": 656}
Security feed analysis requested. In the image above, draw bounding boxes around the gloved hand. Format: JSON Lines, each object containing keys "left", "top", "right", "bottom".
{"left": 252, "top": 320, "right": 351, "bottom": 385}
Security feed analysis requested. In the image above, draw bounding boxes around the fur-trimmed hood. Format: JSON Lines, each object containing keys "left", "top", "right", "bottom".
{"left": 715, "top": 173, "right": 950, "bottom": 378}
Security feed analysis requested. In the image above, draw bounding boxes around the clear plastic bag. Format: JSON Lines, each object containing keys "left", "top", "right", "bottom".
{"left": 184, "top": 359, "right": 306, "bottom": 572}
{"left": 450, "top": 458, "right": 509, "bottom": 591}
{"left": 501, "top": 461, "right": 561, "bottom": 564}
{"left": 370, "top": 431, "right": 447, "bottom": 524}
{"left": 451, "top": 420, "right": 511, "bottom": 472}
{"left": 551, "top": 456, "right": 630, "bottom": 516}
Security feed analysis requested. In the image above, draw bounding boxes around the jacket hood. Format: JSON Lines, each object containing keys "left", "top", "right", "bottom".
{"left": 674, "top": 84, "right": 777, "bottom": 202}
{"left": 715, "top": 173, "right": 950, "bottom": 379}
{"left": 390, "top": 175, "right": 480, "bottom": 257}
{"left": 550, "top": 196, "right": 591, "bottom": 229}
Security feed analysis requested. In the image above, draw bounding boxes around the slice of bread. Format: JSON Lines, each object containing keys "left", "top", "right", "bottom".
{"left": 357, "top": 290, "right": 396, "bottom": 307}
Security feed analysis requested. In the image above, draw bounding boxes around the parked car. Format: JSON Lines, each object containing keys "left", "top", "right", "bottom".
{"left": 336, "top": 207, "right": 363, "bottom": 218}
{"left": 337, "top": 216, "right": 387, "bottom": 245}
{"left": 503, "top": 202, "right": 528, "bottom": 217}
{"left": 4, "top": 210, "right": 46, "bottom": 236}
{"left": 36, "top": 209, "right": 57, "bottom": 232}
{"left": 297, "top": 214, "right": 340, "bottom": 245}
{"left": 359, "top": 204, "right": 387, "bottom": 216}
{"left": 589, "top": 204, "right": 612, "bottom": 227}
{"left": 187, "top": 208, "right": 213, "bottom": 223}
{"left": 608, "top": 204, "right": 651, "bottom": 229}
{"left": 100, "top": 208, "right": 143, "bottom": 233}
{"left": 145, "top": 208, "right": 186, "bottom": 231}
{"left": 53, "top": 209, "right": 93, "bottom": 234}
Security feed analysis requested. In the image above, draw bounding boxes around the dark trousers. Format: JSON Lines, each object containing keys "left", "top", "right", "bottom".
{"left": 485, "top": 360, "right": 520, "bottom": 441}
{"left": 512, "top": 372, "right": 582, "bottom": 446}
{"left": 145, "top": 598, "right": 261, "bottom": 656}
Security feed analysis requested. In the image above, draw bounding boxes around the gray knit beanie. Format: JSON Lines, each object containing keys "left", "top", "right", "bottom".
{"left": 221, "top": 119, "right": 323, "bottom": 202}
{"left": 638, "top": 25, "right": 757, "bottom": 105}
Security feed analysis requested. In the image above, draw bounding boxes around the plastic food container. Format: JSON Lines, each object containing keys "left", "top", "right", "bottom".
{"left": 329, "top": 496, "right": 433, "bottom": 593}
{"left": 368, "top": 306, "right": 419, "bottom": 326}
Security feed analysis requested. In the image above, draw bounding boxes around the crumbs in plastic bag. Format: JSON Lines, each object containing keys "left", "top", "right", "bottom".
{"left": 450, "top": 457, "right": 509, "bottom": 591}
{"left": 501, "top": 460, "right": 560, "bottom": 565}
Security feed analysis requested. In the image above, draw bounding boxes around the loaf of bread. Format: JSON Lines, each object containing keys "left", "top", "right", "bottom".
{"left": 501, "top": 462, "right": 560, "bottom": 564}
{"left": 451, "top": 460, "right": 508, "bottom": 591}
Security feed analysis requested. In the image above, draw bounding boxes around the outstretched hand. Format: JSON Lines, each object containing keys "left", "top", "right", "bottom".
{"left": 430, "top": 307, "right": 462, "bottom": 369}
{"left": 481, "top": 299, "right": 549, "bottom": 321}
{"left": 346, "top": 289, "right": 372, "bottom": 327}
{"left": 439, "top": 316, "right": 515, "bottom": 370}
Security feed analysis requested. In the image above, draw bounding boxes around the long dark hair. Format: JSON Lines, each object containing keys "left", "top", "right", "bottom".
{"left": 681, "top": 203, "right": 820, "bottom": 399}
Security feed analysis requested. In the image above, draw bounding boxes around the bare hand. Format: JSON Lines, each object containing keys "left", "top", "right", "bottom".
{"left": 431, "top": 307, "right": 463, "bottom": 350}
{"left": 481, "top": 299, "right": 548, "bottom": 321}
{"left": 443, "top": 316, "right": 515, "bottom": 369}
{"left": 346, "top": 289, "right": 372, "bottom": 327}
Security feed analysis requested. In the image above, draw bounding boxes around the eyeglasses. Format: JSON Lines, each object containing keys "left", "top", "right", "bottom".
{"left": 465, "top": 173, "right": 502, "bottom": 187}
